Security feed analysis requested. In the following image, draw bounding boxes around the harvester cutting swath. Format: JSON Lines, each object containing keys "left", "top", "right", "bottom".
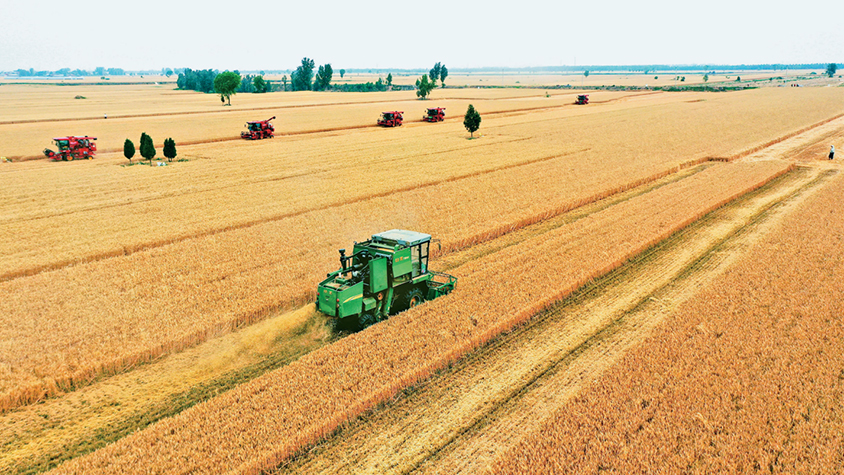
{"left": 423, "top": 107, "right": 446, "bottom": 122}
{"left": 43, "top": 136, "right": 97, "bottom": 160}
{"left": 377, "top": 111, "right": 403, "bottom": 127}
{"left": 317, "top": 230, "right": 456, "bottom": 329}
{"left": 241, "top": 116, "right": 276, "bottom": 139}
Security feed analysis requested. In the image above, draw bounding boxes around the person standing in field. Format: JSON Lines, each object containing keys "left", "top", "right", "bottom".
{"left": 830, "top": 145, "right": 835, "bottom": 160}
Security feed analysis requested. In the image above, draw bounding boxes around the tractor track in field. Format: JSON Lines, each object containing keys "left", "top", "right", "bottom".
{"left": 276, "top": 165, "right": 835, "bottom": 475}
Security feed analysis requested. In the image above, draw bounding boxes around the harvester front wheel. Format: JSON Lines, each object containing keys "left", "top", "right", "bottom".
{"left": 358, "top": 311, "right": 376, "bottom": 330}
{"left": 406, "top": 288, "right": 425, "bottom": 310}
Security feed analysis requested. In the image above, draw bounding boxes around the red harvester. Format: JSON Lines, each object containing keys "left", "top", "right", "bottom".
{"left": 241, "top": 116, "right": 276, "bottom": 139}
{"left": 377, "top": 111, "right": 403, "bottom": 127}
{"left": 575, "top": 94, "right": 589, "bottom": 105}
{"left": 422, "top": 107, "right": 446, "bottom": 122}
{"left": 43, "top": 136, "right": 97, "bottom": 161}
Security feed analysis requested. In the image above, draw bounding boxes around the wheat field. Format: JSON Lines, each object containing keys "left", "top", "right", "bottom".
{"left": 1, "top": 78, "right": 843, "bottom": 474}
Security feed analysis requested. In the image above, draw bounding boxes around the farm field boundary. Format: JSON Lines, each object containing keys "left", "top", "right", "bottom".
{"left": 277, "top": 165, "right": 833, "bottom": 474}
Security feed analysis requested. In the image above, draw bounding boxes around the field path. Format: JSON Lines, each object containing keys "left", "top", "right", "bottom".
{"left": 277, "top": 166, "right": 832, "bottom": 475}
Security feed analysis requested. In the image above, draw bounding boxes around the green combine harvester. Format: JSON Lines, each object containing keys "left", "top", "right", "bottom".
{"left": 317, "top": 230, "right": 457, "bottom": 329}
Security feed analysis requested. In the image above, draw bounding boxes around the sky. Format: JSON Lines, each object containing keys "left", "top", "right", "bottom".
{"left": 2, "top": 0, "right": 842, "bottom": 71}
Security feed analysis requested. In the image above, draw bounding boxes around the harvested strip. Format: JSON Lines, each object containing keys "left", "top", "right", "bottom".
{"left": 50, "top": 160, "right": 790, "bottom": 474}
{"left": 486, "top": 170, "right": 844, "bottom": 474}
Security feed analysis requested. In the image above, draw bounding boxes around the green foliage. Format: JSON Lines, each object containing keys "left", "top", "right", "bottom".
{"left": 463, "top": 104, "right": 481, "bottom": 138}
{"left": 164, "top": 68, "right": 173, "bottom": 77}
{"left": 415, "top": 74, "right": 436, "bottom": 100}
{"left": 386, "top": 73, "right": 393, "bottom": 87}
{"left": 139, "top": 133, "right": 156, "bottom": 162}
{"left": 332, "top": 80, "right": 388, "bottom": 92}
{"left": 214, "top": 71, "right": 242, "bottom": 105}
{"left": 163, "top": 138, "right": 177, "bottom": 162}
{"left": 176, "top": 69, "right": 217, "bottom": 93}
{"left": 314, "top": 64, "right": 333, "bottom": 91}
{"left": 703, "top": 74, "right": 709, "bottom": 82}
{"left": 430, "top": 62, "right": 442, "bottom": 82}
{"left": 584, "top": 70, "right": 590, "bottom": 77}
{"left": 123, "top": 139, "right": 135, "bottom": 163}
{"left": 291, "top": 57, "right": 315, "bottom": 91}
{"left": 339, "top": 69, "right": 345, "bottom": 78}
{"left": 281, "top": 75, "right": 288, "bottom": 91}
{"left": 440, "top": 65, "right": 448, "bottom": 87}
{"left": 253, "top": 75, "right": 267, "bottom": 93}
{"left": 828, "top": 63, "right": 838, "bottom": 78}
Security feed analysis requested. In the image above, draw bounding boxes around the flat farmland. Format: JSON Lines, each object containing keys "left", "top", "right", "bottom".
{"left": 2, "top": 81, "right": 844, "bottom": 474}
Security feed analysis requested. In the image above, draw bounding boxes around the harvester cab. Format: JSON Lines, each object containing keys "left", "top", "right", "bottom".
{"left": 43, "top": 136, "right": 97, "bottom": 161}
{"left": 423, "top": 107, "right": 446, "bottom": 122}
{"left": 317, "top": 230, "right": 457, "bottom": 330}
{"left": 241, "top": 116, "right": 276, "bottom": 140}
{"left": 377, "top": 111, "right": 404, "bottom": 127}
{"left": 575, "top": 94, "right": 590, "bottom": 105}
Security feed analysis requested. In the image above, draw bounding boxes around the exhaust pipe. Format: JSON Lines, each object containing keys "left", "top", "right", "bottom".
{"left": 339, "top": 249, "right": 347, "bottom": 270}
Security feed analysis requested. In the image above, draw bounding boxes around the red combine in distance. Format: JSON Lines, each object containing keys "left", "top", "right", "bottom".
{"left": 575, "top": 94, "right": 590, "bottom": 105}
{"left": 377, "top": 111, "right": 403, "bottom": 127}
{"left": 241, "top": 116, "right": 276, "bottom": 140}
{"left": 43, "top": 136, "right": 97, "bottom": 161}
{"left": 422, "top": 107, "right": 446, "bottom": 122}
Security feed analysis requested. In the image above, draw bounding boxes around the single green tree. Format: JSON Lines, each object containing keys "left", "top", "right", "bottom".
{"left": 123, "top": 138, "right": 135, "bottom": 164}
{"left": 214, "top": 71, "right": 241, "bottom": 106}
{"left": 386, "top": 73, "right": 393, "bottom": 87}
{"left": 164, "top": 68, "right": 173, "bottom": 77}
{"left": 291, "top": 57, "right": 315, "bottom": 91}
{"left": 416, "top": 74, "right": 436, "bottom": 99}
{"left": 253, "top": 75, "right": 267, "bottom": 93}
{"left": 440, "top": 65, "right": 448, "bottom": 87}
{"left": 314, "top": 64, "right": 333, "bottom": 90}
{"left": 703, "top": 73, "right": 709, "bottom": 83}
{"left": 463, "top": 104, "right": 481, "bottom": 138}
{"left": 339, "top": 69, "right": 345, "bottom": 78}
{"left": 827, "top": 63, "right": 838, "bottom": 78}
{"left": 429, "top": 62, "right": 442, "bottom": 83}
{"left": 139, "top": 132, "right": 156, "bottom": 163}
{"left": 163, "top": 138, "right": 177, "bottom": 162}
{"left": 281, "top": 75, "right": 288, "bottom": 91}
{"left": 584, "top": 70, "right": 590, "bottom": 78}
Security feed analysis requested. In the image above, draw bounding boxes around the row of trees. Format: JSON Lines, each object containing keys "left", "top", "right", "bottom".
{"left": 124, "top": 134, "right": 176, "bottom": 164}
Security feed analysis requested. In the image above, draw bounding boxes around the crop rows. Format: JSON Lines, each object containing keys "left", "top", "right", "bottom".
{"left": 486, "top": 171, "right": 844, "bottom": 474}
{"left": 49, "top": 160, "right": 791, "bottom": 474}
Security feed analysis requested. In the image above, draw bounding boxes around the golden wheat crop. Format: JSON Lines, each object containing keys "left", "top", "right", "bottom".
{"left": 3, "top": 85, "right": 843, "bottom": 412}
{"left": 47, "top": 160, "right": 791, "bottom": 474}
{"left": 484, "top": 171, "right": 844, "bottom": 475}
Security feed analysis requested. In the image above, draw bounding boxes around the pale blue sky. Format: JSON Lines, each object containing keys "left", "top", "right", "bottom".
{"left": 2, "top": 0, "right": 842, "bottom": 71}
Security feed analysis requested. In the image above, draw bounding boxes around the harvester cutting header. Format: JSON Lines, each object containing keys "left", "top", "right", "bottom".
{"left": 317, "top": 230, "right": 456, "bottom": 330}
{"left": 241, "top": 116, "right": 276, "bottom": 140}
{"left": 43, "top": 136, "right": 97, "bottom": 161}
